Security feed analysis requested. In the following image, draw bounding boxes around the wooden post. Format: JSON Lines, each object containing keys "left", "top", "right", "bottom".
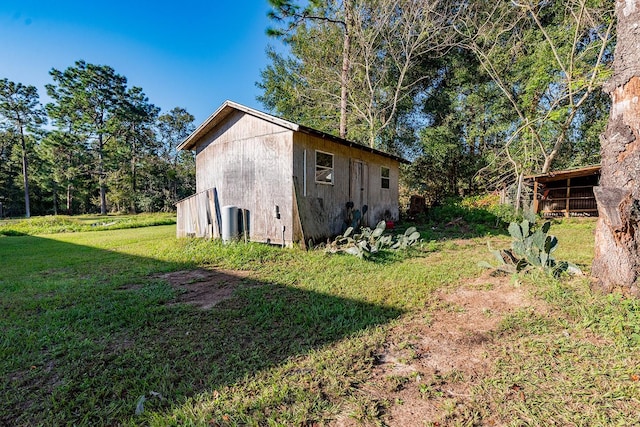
{"left": 565, "top": 178, "right": 571, "bottom": 218}
{"left": 533, "top": 180, "right": 539, "bottom": 214}
{"left": 242, "top": 209, "right": 248, "bottom": 243}
{"left": 515, "top": 172, "right": 524, "bottom": 213}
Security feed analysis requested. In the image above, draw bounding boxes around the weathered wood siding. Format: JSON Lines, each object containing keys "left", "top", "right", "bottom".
{"left": 179, "top": 103, "right": 403, "bottom": 246}
{"left": 176, "top": 188, "right": 221, "bottom": 238}
{"left": 194, "top": 111, "right": 294, "bottom": 245}
{"left": 292, "top": 132, "right": 400, "bottom": 241}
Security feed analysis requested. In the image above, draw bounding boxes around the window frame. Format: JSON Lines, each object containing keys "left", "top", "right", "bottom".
{"left": 381, "top": 166, "right": 390, "bottom": 189}
{"left": 315, "top": 150, "right": 334, "bottom": 185}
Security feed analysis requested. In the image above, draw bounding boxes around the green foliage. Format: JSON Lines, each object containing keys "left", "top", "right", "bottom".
{"left": 405, "top": 50, "right": 508, "bottom": 202}
{"left": 262, "top": 0, "right": 445, "bottom": 152}
{"left": 0, "top": 61, "right": 196, "bottom": 217}
{"left": 480, "top": 218, "right": 581, "bottom": 276}
{"left": 258, "top": 45, "right": 343, "bottom": 137}
{"left": 0, "top": 78, "right": 46, "bottom": 217}
{"left": 417, "top": 196, "right": 518, "bottom": 235}
{"left": 326, "top": 220, "right": 421, "bottom": 259}
{"left": 456, "top": 0, "right": 613, "bottom": 183}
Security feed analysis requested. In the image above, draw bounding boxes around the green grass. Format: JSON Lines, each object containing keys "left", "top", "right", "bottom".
{"left": 465, "top": 275, "right": 640, "bottom": 426}
{"left": 1, "top": 224, "right": 409, "bottom": 425}
{"left": 442, "top": 219, "right": 640, "bottom": 426}
{"left": 0, "top": 212, "right": 176, "bottom": 236}
{"left": 3, "top": 215, "right": 639, "bottom": 425}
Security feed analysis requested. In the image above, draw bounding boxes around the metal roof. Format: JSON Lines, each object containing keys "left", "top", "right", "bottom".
{"left": 526, "top": 165, "right": 601, "bottom": 183}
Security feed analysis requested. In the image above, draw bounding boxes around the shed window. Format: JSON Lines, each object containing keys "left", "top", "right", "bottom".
{"left": 381, "top": 166, "right": 390, "bottom": 189}
{"left": 315, "top": 151, "right": 334, "bottom": 184}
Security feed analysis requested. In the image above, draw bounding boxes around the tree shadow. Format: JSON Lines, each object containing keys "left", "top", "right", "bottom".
{"left": 0, "top": 232, "right": 403, "bottom": 425}
{"left": 0, "top": 229, "right": 27, "bottom": 236}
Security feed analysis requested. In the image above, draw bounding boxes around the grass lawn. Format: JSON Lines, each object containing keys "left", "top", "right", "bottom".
{"left": 2, "top": 215, "right": 640, "bottom": 425}
{"left": 0, "top": 212, "right": 176, "bottom": 235}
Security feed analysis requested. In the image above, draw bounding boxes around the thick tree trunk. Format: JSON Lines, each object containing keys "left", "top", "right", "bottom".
{"left": 592, "top": 0, "right": 640, "bottom": 294}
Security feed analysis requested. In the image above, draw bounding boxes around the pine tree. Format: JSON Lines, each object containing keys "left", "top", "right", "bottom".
{"left": 0, "top": 79, "right": 46, "bottom": 218}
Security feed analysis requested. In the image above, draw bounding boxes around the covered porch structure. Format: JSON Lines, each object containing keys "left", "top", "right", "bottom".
{"left": 529, "top": 165, "right": 600, "bottom": 218}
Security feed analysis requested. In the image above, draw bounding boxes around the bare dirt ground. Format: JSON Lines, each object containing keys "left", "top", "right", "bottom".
{"left": 159, "top": 268, "right": 255, "bottom": 310}
{"left": 157, "top": 267, "right": 542, "bottom": 426}
{"left": 332, "top": 272, "right": 545, "bottom": 427}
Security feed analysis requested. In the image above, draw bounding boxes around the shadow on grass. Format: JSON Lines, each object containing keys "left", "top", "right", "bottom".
{"left": 0, "top": 233, "right": 402, "bottom": 425}
{"left": 0, "top": 229, "right": 28, "bottom": 236}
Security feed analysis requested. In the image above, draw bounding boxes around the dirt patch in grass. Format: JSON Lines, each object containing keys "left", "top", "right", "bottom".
{"left": 332, "top": 272, "right": 546, "bottom": 426}
{"left": 159, "top": 268, "right": 256, "bottom": 310}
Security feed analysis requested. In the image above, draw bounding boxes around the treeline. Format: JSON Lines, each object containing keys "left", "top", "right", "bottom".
{"left": 262, "top": 0, "right": 614, "bottom": 204}
{"left": 2, "top": 0, "right": 615, "bottom": 217}
{"left": 0, "top": 60, "right": 195, "bottom": 218}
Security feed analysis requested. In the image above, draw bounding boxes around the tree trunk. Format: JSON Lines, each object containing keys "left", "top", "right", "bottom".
{"left": 19, "top": 127, "right": 30, "bottom": 218}
{"left": 592, "top": 0, "right": 640, "bottom": 295}
{"left": 339, "top": 1, "right": 352, "bottom": 139}
{"left": 131, "top": 155, "right": 137, "bottom": 214}
{"left": 67, "top": 184, "right": 73, "bottom": 215}
{"left": 130, "top": 129, "right": 138, "bottom": 214}
{"left": 98, "top": 134, "right": 107, "bottom": 215}
{"left": 52, "top": 181, "right": 58, "bottom": 216}
{"left": 515, "top": 171, "right": 524, "bottom": 214}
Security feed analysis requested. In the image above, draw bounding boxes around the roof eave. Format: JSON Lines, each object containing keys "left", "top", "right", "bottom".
{"left": 177, "top": 100, "right": 410, "bottom": 164}
{"left": 525, "top": 164, "right": 601, "bottom": 181}
{"left": 297, "top": 125, "right": 410, "bottom": 164}
{"left": 177, "top": 100, "right": 299, "bottom": 151}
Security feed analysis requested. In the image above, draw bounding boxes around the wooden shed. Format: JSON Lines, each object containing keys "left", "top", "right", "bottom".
{"left": 176, "top": 100, "right": 408, "bottom": 246}
{"left": 529, "top": 165, "right": 601, "bottom": 218}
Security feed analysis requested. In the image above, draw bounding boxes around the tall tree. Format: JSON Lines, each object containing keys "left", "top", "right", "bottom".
{"left": 263, "top": 0, "right": 453, "bottom": 153}
{"left": 0, "top": 129, "right": 20, "bottom": 216}
{"left": 591, "top": 0, "right": 640, "bottom": 294}
{"left": 348, "top": 0, "right": 453, "bottom": 148}
{"left": 258, "top": 27, "right": 347, "bottom": 137}
{"left": 407, "top": 50, "right": 512, "bottom": 202}
{"left": 157, "top": 107, "right": 196, "bottom": 209}
{"left": 39, "top": 127, "right": 89, "bottom": 215}
{"left": 454, "top": 0, "right": 614, "bottom": 180}
{"left": 46, "top": 61, "right": 128, "bottom": 214}
{"left": 157, "top": 107, "right": 195, "bottom": 163}
{"left": 108, "top": 86, "right": 159, "bottom": 212}
{"left": 268, "top": 0, "right": 354, "bottom": 138}
{"left": 0, "top": 79, "right": 46, "bottom": 218}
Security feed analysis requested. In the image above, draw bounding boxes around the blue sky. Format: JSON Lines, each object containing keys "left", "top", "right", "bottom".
{"left": 0, "top": 1, "right": 284, "bottom": 124}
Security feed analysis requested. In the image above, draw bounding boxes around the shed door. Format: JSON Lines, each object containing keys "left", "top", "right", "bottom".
{"left": 350, "top": 160, "right": 369, "bottom": 225}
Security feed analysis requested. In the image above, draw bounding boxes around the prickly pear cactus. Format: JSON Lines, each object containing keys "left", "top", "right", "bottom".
{"left": 326, "top": 221, "right": 422, "bottom": 259}
{"left": 480, "top": 219, "right": 581, "bottom": 277}
{"left": 508, "top": 219, "right": 557, "bottom": 268}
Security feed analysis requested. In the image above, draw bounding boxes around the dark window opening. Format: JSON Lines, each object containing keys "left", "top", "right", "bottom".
{"left": 381, "top": 166, "right": 390, "bottom": 189}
